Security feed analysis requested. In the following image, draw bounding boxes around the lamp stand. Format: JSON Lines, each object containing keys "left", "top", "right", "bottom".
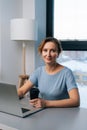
{"left": 18, "top": 42, "right": 29, "bottom": 88}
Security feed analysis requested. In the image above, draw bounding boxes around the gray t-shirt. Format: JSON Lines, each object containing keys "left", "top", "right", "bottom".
{"left": 29, "top": 66, "right": 77, "bottom": 100}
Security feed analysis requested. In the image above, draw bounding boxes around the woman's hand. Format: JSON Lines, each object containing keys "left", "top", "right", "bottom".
{"left": 30, "top": 98, "right": 46, "bottom": 108}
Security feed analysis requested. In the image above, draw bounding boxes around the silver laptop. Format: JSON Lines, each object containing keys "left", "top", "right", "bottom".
{"left": 0, "top": 83, "right": 42, "bottom": 117}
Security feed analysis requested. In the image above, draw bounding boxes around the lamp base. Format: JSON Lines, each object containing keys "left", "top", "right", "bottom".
{"left": 18, "top": 74, "right": 29, "bottom": 88}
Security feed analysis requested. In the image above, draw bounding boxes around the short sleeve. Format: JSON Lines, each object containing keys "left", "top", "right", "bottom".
{"left": 65, "top": 69, "right": 77, "bottom": 91}
{"left": 29, "top": 67, "right": 41, "bottom": 86}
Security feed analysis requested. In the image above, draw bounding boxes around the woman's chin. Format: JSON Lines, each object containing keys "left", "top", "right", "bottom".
{"left": 45, "top": 61, "right": 53, "bottom": 65}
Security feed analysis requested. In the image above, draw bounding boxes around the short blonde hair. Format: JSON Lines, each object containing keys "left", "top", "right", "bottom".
{"left": 38, "top": 37, "right": 62, "bottom": 55}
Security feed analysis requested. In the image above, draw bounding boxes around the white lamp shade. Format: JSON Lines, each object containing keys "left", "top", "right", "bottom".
{"left": 10, "top": 18, "right": 37, "bottom": 41}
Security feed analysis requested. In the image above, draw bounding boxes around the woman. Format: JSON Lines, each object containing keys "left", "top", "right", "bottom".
{"left": 18, "top": 37, "right": 80, "bottom": 108}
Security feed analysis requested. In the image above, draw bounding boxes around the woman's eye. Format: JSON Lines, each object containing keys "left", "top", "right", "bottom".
{"left": 43, "top": 49, "right": 47, "bottom": 52}
{"left": 51, "top": 49, "right": 56, "bottom": 52}
{"left": 42, "top": 49, "right": 56, "bottom": 53}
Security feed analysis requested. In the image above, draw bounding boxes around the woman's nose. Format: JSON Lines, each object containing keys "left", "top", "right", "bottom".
{"left": 47, "top": 51, "right": 51, "bottom": 56}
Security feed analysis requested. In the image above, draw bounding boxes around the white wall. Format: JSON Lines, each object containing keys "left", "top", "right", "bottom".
{"left": 23, "top": 0, "right": 46, "bottom": 69}
{"left": 0, "top": 0, "right": 46, "bottom": 85}
{"left": 0, "top": 0, "right": 22, "bottom": 85}
{"left": 22, "top": 0, "right": 35, "bottom": 75}
{"left": 23, "top": 0, "right": 35, "bottom": 19}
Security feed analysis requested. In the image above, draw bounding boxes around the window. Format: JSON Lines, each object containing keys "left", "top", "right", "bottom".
{"left": 58, "top": 51, "right": 87, "bottom": 86}
{"left": 59, "top": 51, "right": 87, "bottom": 108}
{"left": 54, "top": 0, "right": 87, "bottom": 41}
{"left": 46, "top": 0, "right": 87, "bottom": 50}
{"left": 46, "top": 0, "right": 87, "bottom": 108}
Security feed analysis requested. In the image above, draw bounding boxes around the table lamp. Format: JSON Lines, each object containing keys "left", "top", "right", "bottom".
{"left": 10, "top": 18, "right": 37, "bottom": 88}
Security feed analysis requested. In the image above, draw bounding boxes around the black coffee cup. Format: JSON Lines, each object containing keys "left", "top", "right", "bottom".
{"left": 30, "top": 87, "right": 39, "bottom": 99}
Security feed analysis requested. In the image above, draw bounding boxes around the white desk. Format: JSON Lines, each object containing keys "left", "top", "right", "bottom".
{"left": 0, "top": 107, "right": 87, "bottom": 130}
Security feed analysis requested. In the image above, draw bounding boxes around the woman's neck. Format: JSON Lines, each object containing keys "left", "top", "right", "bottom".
{"left": 45, "top": 63, "right": 59, "bottom": 74}
{"left": 45, "top": 63, "right": 64, "bottom": 75}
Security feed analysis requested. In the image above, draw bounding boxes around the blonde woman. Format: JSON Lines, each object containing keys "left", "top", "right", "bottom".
{"left": 18, "top": 37, "right": 80, "bottom": 108}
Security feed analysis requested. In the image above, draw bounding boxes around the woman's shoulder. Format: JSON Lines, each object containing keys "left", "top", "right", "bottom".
{"left": 36, "top": 66, "right": 44, "bottom": 70}
{"left": 30, "top": 66, "right": 44, "bottom": 79}
{"left": 61, "top": 66, "right": 75, "bottom": 79}
{"left": 34, "top": 66, "right": 44, "bottom": 73}
{"left": 63, "top": 66, "right": 71, "bottom": 71}
{"left": 62, "top": 66, "right": 73, "bottom": 74}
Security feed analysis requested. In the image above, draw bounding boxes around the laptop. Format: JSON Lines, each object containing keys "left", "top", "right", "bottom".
{"left": 0, "top": 82, "right": 43, "bottom": 117}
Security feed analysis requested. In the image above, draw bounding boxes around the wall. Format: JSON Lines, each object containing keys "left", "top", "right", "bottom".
{"left": 0, "top": 2, "right": 1, "bottom": 79}
{"left": 0, "top": 0, "right": 22, "bottom": 85}
{"left": 35, "top": 0, "right": 46, "bottom": 68}
{"left": 0, "top": 0, "right": 46, "bottom": 85}
{"left": 22, "top": 0, "right": 35, "bottom": 76}
{"left": 23, "top": 0, "right": 46, "bottom": 69}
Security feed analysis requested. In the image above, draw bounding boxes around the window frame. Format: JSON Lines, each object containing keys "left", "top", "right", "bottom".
{"left": 46, "top": 0, "right": 87, "bottom": 50}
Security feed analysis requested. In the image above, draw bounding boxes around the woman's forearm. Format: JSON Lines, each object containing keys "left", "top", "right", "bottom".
{"left": 44, "top": 98, "right": 80, "bottom": 108}
{"left": 17, "top": 80, "right": 34, "bottom": 97}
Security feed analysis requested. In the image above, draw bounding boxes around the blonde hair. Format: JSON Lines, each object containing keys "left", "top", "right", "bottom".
{"left": 38, "top": 37, "right": 62, "bottom": 55}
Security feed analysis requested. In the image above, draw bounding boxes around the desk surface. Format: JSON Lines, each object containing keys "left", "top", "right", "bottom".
{"left": 0, "top": 107, "right": 87, "bottom": 130}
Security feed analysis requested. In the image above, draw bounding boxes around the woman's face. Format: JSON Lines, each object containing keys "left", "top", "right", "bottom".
{"left": 41, "top": 42, "right": 58, "bottom": 65}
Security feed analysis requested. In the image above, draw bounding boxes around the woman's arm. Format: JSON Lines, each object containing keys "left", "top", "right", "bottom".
{"left": 17, "top": 80, "right": 34, "bottom": 97}
{"left": 30, "top": 88, "right": 80, "bottom": 108}
{"left": 45, "top": 88, "right": 80, "bottom": 108}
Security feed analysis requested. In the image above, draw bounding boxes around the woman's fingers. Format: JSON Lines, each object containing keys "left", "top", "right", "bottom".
{"left": 30, "top": 98, "right": 42, "bottom": 108}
